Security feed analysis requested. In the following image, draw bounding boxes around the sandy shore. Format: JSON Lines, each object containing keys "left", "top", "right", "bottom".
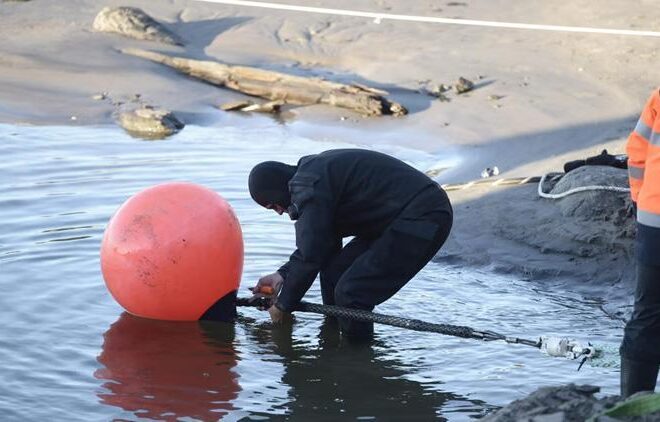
{"left": 2, "top": 0, "right": 657, "bottom": 312}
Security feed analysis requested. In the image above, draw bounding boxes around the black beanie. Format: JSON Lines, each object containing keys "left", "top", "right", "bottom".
{"left": 248, "top": 161, "right": 297, "bottom": 208}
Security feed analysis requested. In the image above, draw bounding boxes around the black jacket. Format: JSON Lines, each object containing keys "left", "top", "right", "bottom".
{"left": 276, "top": 149, "right": 439, "bottom": 311}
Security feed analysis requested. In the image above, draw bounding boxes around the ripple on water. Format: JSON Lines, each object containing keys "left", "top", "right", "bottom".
{"left": 0, "top": 124, "right": 620, "bottom": 421}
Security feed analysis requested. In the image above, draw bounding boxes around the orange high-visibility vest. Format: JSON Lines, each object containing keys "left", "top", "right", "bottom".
{"left": 627, "top": 89, "right": 660, "bottom": 230}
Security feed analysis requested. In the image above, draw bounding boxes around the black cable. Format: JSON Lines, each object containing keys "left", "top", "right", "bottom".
{"left": 237, "top": 298, "right": 541, "bottom": 348}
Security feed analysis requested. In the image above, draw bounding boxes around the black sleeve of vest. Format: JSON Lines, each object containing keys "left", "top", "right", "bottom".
{"left": 277, "top": 261, "right": 291, "bottom": 281}
{"left": 276, "top": 201, "right": 339, "bottom": 312}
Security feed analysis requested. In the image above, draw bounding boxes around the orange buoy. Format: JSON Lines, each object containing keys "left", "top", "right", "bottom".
{"left": 100, "top": 182, "right": 243, "bottom": 321}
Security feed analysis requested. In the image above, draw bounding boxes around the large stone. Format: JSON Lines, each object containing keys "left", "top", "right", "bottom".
{"left": 118, "top": 106, "right": 184, "bottom": 139}
{"left": 483, "top": 385, "right": 613, "bottom": 421}
{"left": 484, "top": 385, "right": 660, "bottom": 421}
{"left": 93, "top": 7, "right": 183, "bottom": 46}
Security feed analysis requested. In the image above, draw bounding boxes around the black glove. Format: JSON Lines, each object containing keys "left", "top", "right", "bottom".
{"left": 565, "top": 150, "right": 629, "bottom": 173}
{"left": 564, "top": 159, "right": 586, "bottom": 173}
{"left": 585, "top": 149, "right": 628, "bottom": 169}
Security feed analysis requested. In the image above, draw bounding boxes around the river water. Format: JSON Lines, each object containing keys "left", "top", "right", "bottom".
{"left": 0, "top": 123, "right": 622, "bottom": 421}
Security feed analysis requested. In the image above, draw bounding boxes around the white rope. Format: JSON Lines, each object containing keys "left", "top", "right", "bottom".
{"left": 440, "top": 173, "right": 629, "bottom": 199}
{"left": 193, "top": 0, "right": 660, "bottom": 38}
{"left": 537, "top": 173, "right": 630, "bottom": 199}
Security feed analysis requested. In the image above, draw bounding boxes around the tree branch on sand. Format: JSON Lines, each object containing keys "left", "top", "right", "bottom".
{"left": 121, "top": 48, "right": 407, "bottom": 117}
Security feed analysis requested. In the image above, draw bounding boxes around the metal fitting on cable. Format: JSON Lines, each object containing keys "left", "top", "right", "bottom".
{"left": 541, "top": 336, "right": 599, "bottom": 360}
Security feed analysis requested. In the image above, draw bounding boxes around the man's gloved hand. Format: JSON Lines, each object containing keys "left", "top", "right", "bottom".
{"left": 249, "top": 272, "right": 293, "bottom": 324}
{"left": 250, "top": 272, "right": 284, "bottom": 297}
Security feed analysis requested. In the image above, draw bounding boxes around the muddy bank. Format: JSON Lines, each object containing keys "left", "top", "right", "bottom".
{"left": 438, "top": 165, "right": 636, "bottom": 319}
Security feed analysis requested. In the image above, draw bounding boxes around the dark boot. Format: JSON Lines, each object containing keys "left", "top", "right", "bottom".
{"left": 620, "top": 357, "right": 659, "bottom": 398}
{"left": 318, "top": 316, "right": 341, "bottom": 347}
{"left": 338, "top": 317, "right": 374, "bottom": 343}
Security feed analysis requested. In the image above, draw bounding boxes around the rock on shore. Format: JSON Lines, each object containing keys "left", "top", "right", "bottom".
{"left": 93, "top": 7, "right": 183, "bottom": 45}
{"left": 118, "top": 106, "right": 184, "bottom": 139}
{"left": 483, "top": 384, "right": 660, "bottom": 421}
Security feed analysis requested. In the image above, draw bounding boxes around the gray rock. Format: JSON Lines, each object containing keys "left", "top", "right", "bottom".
{"left": 118, "top": 106, "right": 184, "bottom": 139}
{"left": 455, "top": 76, "right": 474, "bottom": 94}
{"left": 529, "top": 412, "right": 567, "bottom": 422}
{"left": 93, "top": 7, "right": 183, "bottom": 45}
{"left": 485, "top": 385, "right": 660, "bottom": 421}
{"left": 483, "top": 384, "right": 609, "bottom": 421}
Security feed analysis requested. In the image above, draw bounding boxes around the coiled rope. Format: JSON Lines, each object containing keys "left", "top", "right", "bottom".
{"left": 536, "top": 172, "right": 630, "bottom": 199}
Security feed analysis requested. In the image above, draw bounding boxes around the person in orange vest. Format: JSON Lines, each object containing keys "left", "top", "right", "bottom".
{"left": 620, "top": 88, "right": 660, "bottom": 397}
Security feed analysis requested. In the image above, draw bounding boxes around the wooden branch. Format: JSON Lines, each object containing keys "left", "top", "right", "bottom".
{"left": 121, "top": 48, "right": 407, "bottom": 117}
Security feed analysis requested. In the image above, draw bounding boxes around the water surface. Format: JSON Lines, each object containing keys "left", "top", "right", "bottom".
{"left": 0, "top": 123, "right": 621, "bottom": 421}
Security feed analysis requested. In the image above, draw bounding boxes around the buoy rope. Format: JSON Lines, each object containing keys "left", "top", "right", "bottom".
{"left": 237, "top": 298, "right": 600, "bottom": 365}
{"left": 298, "top": 301, "right": 522, "bottom": 343}
{"left": 238, "top": 297, "right": 537, "bottom": 343}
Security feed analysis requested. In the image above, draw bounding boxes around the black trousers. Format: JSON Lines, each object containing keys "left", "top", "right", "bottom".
{"left": 621, "top": 261, "right": 660, "bottom": 364}
{"left": 319, "top": 186, "right": 453, "bottom": 337}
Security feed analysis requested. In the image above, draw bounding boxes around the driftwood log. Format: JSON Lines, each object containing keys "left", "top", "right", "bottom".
{"left": 121, "top": 48, "right": 407, "bottom": 117}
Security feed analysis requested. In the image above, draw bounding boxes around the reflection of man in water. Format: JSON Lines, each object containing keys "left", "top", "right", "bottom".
{"left": 95, "top": 313, "right": 239, "bottom": 420}
{"left": 245, "top": 318, "right": 490, "bottom": 419}
{"left": 248, "top": 149, "right": 453, "bottom": 339}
